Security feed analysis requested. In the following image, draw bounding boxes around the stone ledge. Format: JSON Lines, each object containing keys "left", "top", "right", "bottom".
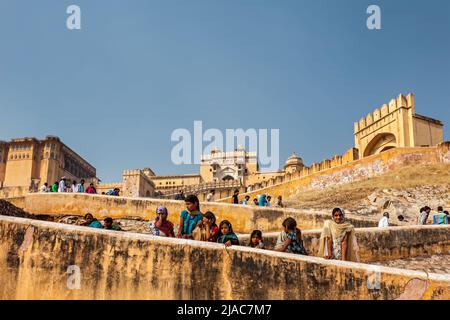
{"left": 0, "top": 215, "right": 449, "bottom": 300}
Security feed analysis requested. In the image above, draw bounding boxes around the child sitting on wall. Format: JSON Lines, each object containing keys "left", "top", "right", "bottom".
{"left": 149, "top": 206, "right": 175, "bottom": 237}
{"left": 217, "top": 220, "right": 240, "bottom": 247}
{"left": 103, "top": 217, "right": 122, "bottom": 231}
{"left": 275, "top": 217, "right": 307, "bottom": 255}
{"left": 81, "top": 213, "right": 103, "bottom": 228}
{"left": 193, "top": 211, "right": 219, "bottom": 242}
{"left": 177, "top": 195, "right": 203, "bottom": 239}
{"left": 248, "top": 230, "right": 265, "bottom": 249}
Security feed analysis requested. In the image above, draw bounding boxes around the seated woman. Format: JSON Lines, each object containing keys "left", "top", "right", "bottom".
{"left": 193, "top": 211, "right": 219, "bottom": 242}
{"left": 149, "top": 206, "right": 175, "bottom": 237}
{"left": 81, "top": 213, "right": 103, "bottom": 228}
{"left": 248, "top": 230, "right": 265, "bottom": 249}
{"left": 217, "top": 220, "right": 240, "bottom": 247}
{"left": 258, "top": 194, "right": 269, "bottom": 207}
{"left": 177, "top": 195, "right": 203, "bottom": 239}
{"left": 275, "top": 217, "right": 307, "bottom": 255}
{"left": 318, "top": 208, "right": 359, "bottom": 261}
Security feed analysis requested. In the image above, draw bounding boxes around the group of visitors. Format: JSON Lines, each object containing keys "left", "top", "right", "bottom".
{"left": 143, "top": 195, "right": 359, "bottom": 261}
{"left": 418, "top": 206, "right": 449, "bottom": 225}
{"left": 377, "top": 205, "right": 449, "bottom": 227}
{"left": 39, "top": 177, "right": 120, "bottom": 196}
{"left": 40, "top": 177, "right": 97, "bottom": 194}
{"left": 145, "top": 195, "right": 238, "bottom": 246}
{"left": 82, "top": 213, "right": 122, "bottom": 231}
{"left": 206, "top": 189, "right": 284, "bottom": 208}
{"left": 77, "top": 191, "right": 363, "bottom": 262}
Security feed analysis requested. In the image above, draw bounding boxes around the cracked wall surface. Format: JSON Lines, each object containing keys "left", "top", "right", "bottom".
{"left": 0, "top": 216, "right": 449, "bottom": 300}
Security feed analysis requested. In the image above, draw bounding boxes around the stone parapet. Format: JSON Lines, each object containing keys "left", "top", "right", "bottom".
{"left": 0, "top": 216, "right": 448, "bottom": 300}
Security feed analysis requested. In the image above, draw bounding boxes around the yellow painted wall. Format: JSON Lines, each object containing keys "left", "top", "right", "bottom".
{"left": 239, "top": 225, "right": 450, "bottom": 262}
{"left": 0, "top": 216, "right": 448, "bottom": 300}
{"left": 12, "top": 193, "right": 378, "bottom": 233}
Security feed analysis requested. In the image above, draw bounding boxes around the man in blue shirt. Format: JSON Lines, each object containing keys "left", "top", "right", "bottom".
{"left": 433, "top": 206, "right": 449, "bottom": 225}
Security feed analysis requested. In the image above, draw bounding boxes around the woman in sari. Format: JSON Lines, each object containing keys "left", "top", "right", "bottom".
{"left": 258, "top": 194, "right": 269, "bottom": 207}
{"left": 318, "top": 208, "right": 359, "bottom": 262}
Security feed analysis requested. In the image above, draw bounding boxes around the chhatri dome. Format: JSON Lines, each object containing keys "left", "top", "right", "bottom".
{"left": 284, "top": 152, "right": 304, "bottom": 173}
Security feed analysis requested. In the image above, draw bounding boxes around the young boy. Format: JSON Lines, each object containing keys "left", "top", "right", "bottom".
{"left": 104, "top": 217, "right": 122, "bottom": 231}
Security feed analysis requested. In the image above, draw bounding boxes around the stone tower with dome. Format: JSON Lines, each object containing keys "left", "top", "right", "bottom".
{"left": 284, "top": 153, "right": 304, "bottom": 174}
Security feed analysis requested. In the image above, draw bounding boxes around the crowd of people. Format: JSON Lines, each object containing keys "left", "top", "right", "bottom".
{"left": 377, "top": 205, "right": 449, "bottom": 227}
{"left": 39, "top": 177, "right": 120, "bottom": 196}
{"left": 204, "top": 189, "right": 285, "bottom": 208}
{"left": 42, "top": 181, "right": 448, "bottom": 260}
{"left": 79, "top": 194, "right": 364, "bottom": 262}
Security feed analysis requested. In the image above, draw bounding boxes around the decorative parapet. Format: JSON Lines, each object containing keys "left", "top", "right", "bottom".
{"left": 354, "top": 93, "right": 414, "bottom": 134}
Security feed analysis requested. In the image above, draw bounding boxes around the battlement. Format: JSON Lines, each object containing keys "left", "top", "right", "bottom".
{"left": 122, "top": 169, "right": 144, "bottom": 176}
{"left": 354, "top": 93, "right": 414, "bottom": 134}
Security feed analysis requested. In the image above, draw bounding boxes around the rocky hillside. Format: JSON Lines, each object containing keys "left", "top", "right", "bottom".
{"left": 285, "top": 164, "right": 450, "bottom": 223}
{"left": 0, "top": 199, "right": 36, "bottom": 219}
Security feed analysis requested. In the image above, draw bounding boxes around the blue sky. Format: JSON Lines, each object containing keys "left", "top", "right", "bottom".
{"left": 0, "top": 0, "right": 449, "bottom": 181}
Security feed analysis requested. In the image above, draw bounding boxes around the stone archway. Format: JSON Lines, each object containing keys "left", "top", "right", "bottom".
{"left": 363, "top": 133, "right": 397, "bottom": 157}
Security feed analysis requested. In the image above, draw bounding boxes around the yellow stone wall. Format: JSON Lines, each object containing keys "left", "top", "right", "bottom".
{"left": 245, "top": 171, "right": 284, "bottom": 186}
{"left": 151, "top": 174, "right": 202, "bottom": 192}
{"left": 354, "top": 93, "right": 444, "bottom": 159}
{"left": 219, "top": 143, "right": 450, "bottom": 203}
{"left": 0, "top": 215, "right": 448, "bottom": 300}
{"left": 12, "top": 193, "right": 378, "bottom": 233}
{"left": 122, "top": 170, "right": 155, "bottom": 198}
{"left": 95, "top": 182, "right": 123, "bottom": 195}
{"left": 239, "top": 225, "right": 450, "bottom": 262}
{"left": 413, "top": 115, "right": 444, "bottom": 147}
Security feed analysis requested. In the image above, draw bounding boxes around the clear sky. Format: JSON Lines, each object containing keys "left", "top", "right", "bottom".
{"left": 0, "top": 0, "right": 449, "bottom": 182}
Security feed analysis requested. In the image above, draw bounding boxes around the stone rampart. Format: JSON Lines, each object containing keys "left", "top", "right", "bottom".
{"left": 11, "top": 193, "right": 378, "bottom": 233}
{"left": 238, "top": 225, "right": 450, "bottom": 262}
{"left": 0, "top": 216, "right": 448, "bottom": 300}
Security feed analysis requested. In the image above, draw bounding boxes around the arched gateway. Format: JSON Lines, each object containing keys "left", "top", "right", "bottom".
{"left": 354, "top": 93, "right": 444, "bottom": 159}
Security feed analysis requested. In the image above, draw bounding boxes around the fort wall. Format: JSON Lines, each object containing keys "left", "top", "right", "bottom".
{"left": 11, "top": 193, "right": 378, "bottom": 233}
{"left": 239, "top": 225, "right": 450, "bottom": 262}
{"left": 0, "top": 216, "right": 448, "bottom": 300}
{"left": 219, "top": 143, "right": 450, "bottom": 204}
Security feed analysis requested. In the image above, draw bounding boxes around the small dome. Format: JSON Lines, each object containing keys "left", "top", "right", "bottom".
{"left": 284, "top": 153, "right": 303, "bottom": 168}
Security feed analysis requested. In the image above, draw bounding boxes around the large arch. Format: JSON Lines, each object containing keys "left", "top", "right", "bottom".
{"left": 363, "top": 133, "right": 397, "bottom": 157}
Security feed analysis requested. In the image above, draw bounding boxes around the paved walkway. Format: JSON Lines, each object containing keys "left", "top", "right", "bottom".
{"left": 372, "top": 255, "right": 450, "bottom": 275}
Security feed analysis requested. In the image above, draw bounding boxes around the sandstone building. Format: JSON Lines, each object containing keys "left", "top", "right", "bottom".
{"left": 1, "top": 93, "right": 445, "bottom": 200}
{"left": 354, "top": 93, "right": 443, "bottom": 159}
{"left": 0, "top": 136, "right": 96, "bottom": 198}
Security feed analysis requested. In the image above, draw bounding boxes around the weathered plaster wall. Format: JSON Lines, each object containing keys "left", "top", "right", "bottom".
{"left": 239, "top": 225, "right": 450, "bottom": 262}
{"left": 0, "top": 216, "right": 448, "bottom": 300}
{"left": 12, "top": 193, "right": 378, "bottom": 233}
